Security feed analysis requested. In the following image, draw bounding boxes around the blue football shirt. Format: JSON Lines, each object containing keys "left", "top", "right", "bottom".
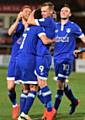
{"left": 35, "top": 17, "right": 56, "bottom": 56}
{"left": 18, "top": 25, "right": 46, "bottom": 59}
{"left": 54, "top": 20, "right": 84, "bottom": 63}
{"left": 11, "top": 21, "right": 24, "bottom": 60}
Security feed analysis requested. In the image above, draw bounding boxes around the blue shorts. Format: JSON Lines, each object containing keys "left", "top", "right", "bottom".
{"left": 7, "top": 58, "right": 16, "bottom": 81}
{"left": 7, "top": 44, "right": 20, "bottom": 82}
{"left": 35, "top": 55, "right": 51, "bottom": 80}
{"left": 15, "top": 54, "right": 37, "bottom": 84}
{"left": 54, "top": 59, "right": 73, "bottom": 82}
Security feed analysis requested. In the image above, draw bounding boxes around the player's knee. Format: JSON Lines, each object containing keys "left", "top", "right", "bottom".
{"left": 38, "top": 80, "right": 47, "bottom": 88}
{"left": 57, "top": 89, "right": 64, "bottom": 99}
{"left": 57, "top": 80, "right": 64, "bottom": 90}
{"left": 7, "top": 84, "right": 15, "bottom": 91}
{"left": 22, "top": 84, "right": 29, "bottom": 93}
{"left": 7, "top": 80, "right": 15, "bottom": 90}
{"left": 29, "top": 84, "right": 38, "bottom": 91}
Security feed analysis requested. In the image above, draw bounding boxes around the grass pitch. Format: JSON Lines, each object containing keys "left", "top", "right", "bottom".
{"left": 0, "top": 68, "right": 85, "bottom": 120}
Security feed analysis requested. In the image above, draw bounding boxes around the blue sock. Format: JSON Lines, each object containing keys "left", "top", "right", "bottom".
{"left": 41, "top": 86, "right": 52, "bottom": 112}
{"left": 64, "top": 83, "right": 77, "bottom": 104}
{"left": 37, "top": 89, "right": 44, "bottom": 105}
{"left": 20, "top": 92, "right": 28, "bottom": 113}
{"left": 54, "top": 90, "right": 63, "bottom": 111}
{"left": 23, "top": 91, "right": 36, "bottom": 114}
{"left": 8, "top": 90, "right": 16, "bottom": 105}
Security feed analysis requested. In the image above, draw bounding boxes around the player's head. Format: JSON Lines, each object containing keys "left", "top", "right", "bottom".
{"left": 60, "top": 4, "right": 72, "bottom": 20}
{"left": 21, "top": 5, "right": 32, "bottom": 20}
{"left": 41, "top": 2, "right": 54, "bottom": 18}
{"left": 34, "top": 8, "right": 42, "bottom": 19}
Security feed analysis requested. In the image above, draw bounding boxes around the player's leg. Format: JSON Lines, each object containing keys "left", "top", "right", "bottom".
{"left": 38, "top": 78, "right": 55, "bottom": 120}
{"left": 53, "top": 61, "right": 71, "bottom": 115}
{"left": 23, "top": 84, "right": 37, "bottom": 113}
{"left": 7, "top": 61, "right": 17, "bottom": 106}
{"left": 64, "top": 61, "right": 80, "bottom": 115}
{"left": 54, "top": 60, "right": 80, "bottom": 115}
{"left": 64, "top": 82, "right": 80, "bottom": 114}
{"left": 35, "top": 55, "right": 54, "bottom": 120}
{"left": 37, "top": 86, "right": 45, "bottom": 105}
{"left": 18, "top": 84, "right": 37, "bottom": 120}
{"left": 7, "top": 61, "right": 19, "bottom": 119}
{"left": 20, "top": 84, "right": 29, "bottom": 113}
{"left": 7, "top": 80, "right": 16, "bottom": 106}
{"left": 54, "top": 80, "right": 64, "bottom": 112}
{"left": 18, "top": 55, "right": 37, "bottom": 120}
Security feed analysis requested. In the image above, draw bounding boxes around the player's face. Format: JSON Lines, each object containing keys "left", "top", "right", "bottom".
{"left": 60, "top": 7, "right": 71, "bottom": 19}
{"left": 41, "top": 6, "right": 53, "bottom": 18}
{"left": 22, "top": 8, "right": 32, "bottom": 20}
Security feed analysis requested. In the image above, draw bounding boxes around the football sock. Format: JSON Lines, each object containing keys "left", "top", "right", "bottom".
{"left": 54, "top": 89, "right": 63, "bottom": 110}
{"left": 20, "top": 92, "right": 28, "bottom": 113}
{"left": 64, "top": 83, "right": 77, "bottom": 104}
{"left": 23, "top": 91, "right": 36, "bottom": 114}
{"left": 41, "top": 86, "right": 52, "bottom": 112}
{"left": 37, "top": 89, "right": 44, "bottom": 105}
{"left": 8, "top": 90, "right": 17, "bottom": 106}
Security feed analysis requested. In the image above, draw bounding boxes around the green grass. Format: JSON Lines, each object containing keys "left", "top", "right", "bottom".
{"left": 0, "top": 68, "right": 85, "bottom": 120}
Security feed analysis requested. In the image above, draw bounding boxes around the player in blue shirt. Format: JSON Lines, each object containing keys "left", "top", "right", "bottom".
{"left": 27, "top": 2, "right": 56, "bottom": 120}
{"left": 53, "top": 4, "right": 85, "bottom": 117}
{"left": 7, "top": 5, "right": 32, "bottom": 119}
{"left": 17, "top": 25, "right": 55, "bottom": 120}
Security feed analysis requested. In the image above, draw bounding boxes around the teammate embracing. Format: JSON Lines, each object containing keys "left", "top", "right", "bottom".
{"left": 28, "top": 2, "right": 56, "bottom": 120}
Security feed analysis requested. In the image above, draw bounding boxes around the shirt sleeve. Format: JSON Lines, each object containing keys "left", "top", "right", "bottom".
{"left": 74, "top": 23, "right": 84, "bottom": 38}
{"left": 35, "top": 17, "right": 51, "bottom": 27}
{"left": 36, "top": 26, "right": 46, "bottom": 37}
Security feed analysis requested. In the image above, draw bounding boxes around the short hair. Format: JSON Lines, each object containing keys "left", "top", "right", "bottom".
{"left": 61, "top": 4, "right": 71, "bottom": 11}
{"left": 41, "top": 2, "right": 54, "bottom": 10}
{"left": 63, "top": 4, "right": 70, "bottom": 8}
{"left": 20, "top": 5, "right": 32, "bottom": 11}
{"left": 34, "top": 8, "right": 42, "bottom": 19}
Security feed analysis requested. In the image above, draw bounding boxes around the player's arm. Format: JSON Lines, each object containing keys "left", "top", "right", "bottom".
{"left": 8, "top": 12, "right": 23, "bottom": 35}
{"left": 74, "top": 23, "right": 85, "bottom": 44}
{"left": 27, "top": 10, "right": 51, "bottom": 27}
{"left": 74, "top": 48, "right": 85, "bottom": 57}
{"left": 80, "top": 35, "right": 85, "bottom": 43}
{"left": 38, "top": 33, "right": 55, "bottom": 45}
{"left": 74, "top": 48, "right": 85, "bottom": 54}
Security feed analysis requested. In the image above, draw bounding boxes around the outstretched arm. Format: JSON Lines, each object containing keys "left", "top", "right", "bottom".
{"left": 74, "top": 48, "right": 85, "bottom": 57}
{"left": 39, "top": 34, "right": 55, "bottom": 45}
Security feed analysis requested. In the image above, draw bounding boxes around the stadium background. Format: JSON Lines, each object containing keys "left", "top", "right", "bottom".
{"left": 0, "top": 0, "right": 85, "bottom": 120}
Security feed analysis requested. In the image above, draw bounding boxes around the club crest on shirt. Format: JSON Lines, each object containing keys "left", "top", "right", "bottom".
{"left": 55, "top": 29, "right": 58, "bottom": 33}
{"left": 66, "top": 28, "right": 71, "bottom": 33}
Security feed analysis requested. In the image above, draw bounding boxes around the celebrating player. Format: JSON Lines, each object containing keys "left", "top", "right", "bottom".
{"left": 53, "top": 4, "right": 85, "bottom": 117}
{"left": 28, "top": 2, "right": 56, "bottom": 120}
{"left": 7, "top": 5, "right": 32, "bottom": 119}
{"left": 16, "top": 23, "right": 55, "bottom": 120}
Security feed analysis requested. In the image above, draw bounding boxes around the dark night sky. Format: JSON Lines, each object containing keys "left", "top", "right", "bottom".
{"left": 0, "top": 0, "right": 85, "bottom": 12}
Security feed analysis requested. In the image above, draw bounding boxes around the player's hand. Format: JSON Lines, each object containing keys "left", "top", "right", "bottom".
{"left": 73, "top": 49, "right": 80, "bottom": 57}
{"left": 52, "top": 38, "right": 57, "bottom": 43}
{"left": 31, "top": 10, "right": 36, "bottom": 14}
{"left": 16, "top": 12, "right": 23, "bottom": 21}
